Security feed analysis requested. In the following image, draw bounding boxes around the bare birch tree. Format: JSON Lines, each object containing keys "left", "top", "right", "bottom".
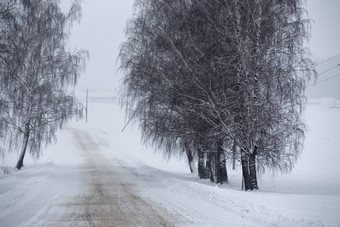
{"left": 120, "top": 0, "right": 315, "bottom": 188}
{"left": 0, "top": 0, "right": 87, "bottom": 169}
{"left": 120, "top": 0, "right": 230, "bottom": 183}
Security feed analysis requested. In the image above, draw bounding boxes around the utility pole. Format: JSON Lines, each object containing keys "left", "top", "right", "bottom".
{"left": 86, "top": 88, "right": 88, "bottom": 122}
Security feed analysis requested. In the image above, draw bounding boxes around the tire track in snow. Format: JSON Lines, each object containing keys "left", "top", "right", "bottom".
{"left": 28, "top": 128, "right": 181, "bottom": 226}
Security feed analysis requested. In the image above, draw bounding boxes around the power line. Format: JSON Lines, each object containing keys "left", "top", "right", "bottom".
{"left": 315, "top": 53, "right": 340, "bottom": 66}
{"left": 318, "top": 64, "right": 340, "bottom": 76}
{"left": 307, "top": 73, "right": 340, "bottom": 87}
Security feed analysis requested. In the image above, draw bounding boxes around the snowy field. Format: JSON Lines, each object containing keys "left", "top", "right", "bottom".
{"left": 0, "top": 96, "right": 339, "bottom": 226}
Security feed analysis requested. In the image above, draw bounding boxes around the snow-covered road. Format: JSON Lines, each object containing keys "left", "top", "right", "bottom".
{"left": 1, "top": 98, "right": 340, "bottom": 226}
{"left": 3, "top": 127, "right": 182, "bottom": 226}
{"left": 54, "top": 127, "right": 179, "bottom": 226}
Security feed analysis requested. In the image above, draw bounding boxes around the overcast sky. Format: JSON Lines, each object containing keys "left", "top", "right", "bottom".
{"left": 63, "top": 0, "right": 340, "bottom": 99}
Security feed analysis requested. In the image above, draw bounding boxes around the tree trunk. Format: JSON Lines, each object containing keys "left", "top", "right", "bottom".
{"left": 207, "top": 152, "right": 215, "bottom": 182}
{"left": 198, "top": 149, "right": 208, "bottom": 179}
{"left": 241, "top": 150, "right": 251, "bottom": 191}
{"left": 16, "top": 123, "right": 30, "bottom": 170}
{"left": 216, "top": 140, "right": 228, "bottom": 184}
{"left": 232, "top": 140, "right": 236, "bottom": 170}
{"left": 249, "top": 146, "right": 259, "bottom": 190}
{"left": 241, "top": 147, "right": 258, "bottom": 191}
{"left": 185, "top": 143, "right": 194, "bottom": 173}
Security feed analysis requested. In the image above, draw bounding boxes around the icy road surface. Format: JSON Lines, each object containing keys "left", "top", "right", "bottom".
{"left": 26, "top": 128, "right": 180, "bottom": 226}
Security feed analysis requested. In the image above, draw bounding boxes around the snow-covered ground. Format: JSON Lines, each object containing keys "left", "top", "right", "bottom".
{"left": 1, "top": 96, "right": 339, "bottom": 226}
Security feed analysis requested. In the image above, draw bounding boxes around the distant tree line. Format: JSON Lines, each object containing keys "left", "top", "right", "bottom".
{"left": 0, "top": 0, "right": 87, "bottom": 169}
{"left": 120, "top": 0, "right": 316, "bottom": 190}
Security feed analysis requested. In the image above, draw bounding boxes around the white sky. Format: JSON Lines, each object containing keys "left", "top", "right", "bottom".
{"left": 62, "top": 0, "right": 135, "bottom": 97}
{"left": 305, "top": 0, "right": 340, "bottom": 99}
{"left": 63, "top": 0, "right": 340, "bottom": 99}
